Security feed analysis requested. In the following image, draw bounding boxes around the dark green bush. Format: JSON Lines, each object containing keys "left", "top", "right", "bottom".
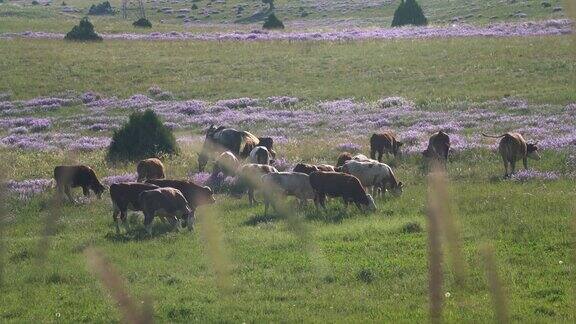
{"left": 88, "top": 1, "right": 114, "bottom": 15}
{"left": 391, "top": 0, "right": 427, "bottom": 27}
{"left": 263, "top": 13, "right": 284, "bottom": 30}
{"left": 64, "top": 17, "right": 103, "bottom": 42}
{"left": 133, "top": 17, "right": 152, "bottom": 28}
{"left": 107, "top": 110, "right": 178, "bottom": 162}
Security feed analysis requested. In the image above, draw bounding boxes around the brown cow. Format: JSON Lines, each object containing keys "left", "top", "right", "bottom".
{"left": 236, "top": 164, "right": 278, "bottom": 205}
{"left": 110, "top": 182, "right": 159, "bottom": 233}
{"left": 317, "top": 164, "right": 336, "bottom": 172}
{"left": 482, "top": 132, "right": 540, "bottom": 177}
{"left": 370, "top": 132, "right": 403, "bottom": 162}
{"left": 309, "top": 171, "right": 376, "bottom": 211}
{"left": 336, "top": 152, "right": 353, "bottom": 168}
{"left": 139, "top": 187, "right": 193, "bottom": 235}
{"left": 423, "top": 131, "right": 451, "bottom": 163}
{"left": 54, "top": 165, "right": 105, "bottom": 203}
{"left": 145, "top": 179, "right": 215, "bottom": 230}
{"left": 137, "top": 158, "right": 165, "bottom": 182}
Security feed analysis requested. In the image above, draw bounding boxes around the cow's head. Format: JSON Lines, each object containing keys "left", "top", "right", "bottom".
{"left": 394, "top": 141, "right": 404, "bottom": 156}
{"left": 92, "top": 181, "right": 106, "bottom": 199}
{"left": 527, "top": 143, "right": 540, "bottom": 160}
{"left": 196, "top": 186, "right": 216, "bottom": 206}
{"left": 365, "top": 194, "right": 377, "bottom": 212}
{"left": 197, "top": 152, "right": 209, "bottom": 172}
{"left": 391, "top": 181, "right": 404, "bottom": 196}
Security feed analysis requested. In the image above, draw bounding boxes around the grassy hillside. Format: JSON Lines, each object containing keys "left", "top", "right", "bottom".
{"left": 1, "top": 35, "right": 575, "bottom": 103}
{"left": 0, "top": 0, "right": 569, "bottom": 33}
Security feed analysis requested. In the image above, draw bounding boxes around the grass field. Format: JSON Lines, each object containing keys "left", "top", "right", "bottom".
{"left": 0, "top": 0, "right": 568, "bottom": 33}
{"left": 1, "top": 35, "right": 575, "bottom": 103}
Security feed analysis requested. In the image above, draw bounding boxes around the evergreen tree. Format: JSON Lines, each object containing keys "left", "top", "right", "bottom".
{"left": 391, "top": 0, "right": 427, "bottom": 27}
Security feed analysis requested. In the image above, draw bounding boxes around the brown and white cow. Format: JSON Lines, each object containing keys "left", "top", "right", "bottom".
{"left": 54, "top": 165, "right": 105, "bottom": 203}
{"left": 212, "top": 151, "right": 240, "bottom": 177}
{"left": 236, "top": 164, "right": 278, "bottom": 205}
{"left": 145, "top": 179, "right": 215, "bottom": 230}
{"left": 482, "top": 132, "right": 540, "bottom": 177}
{"left": 309, "top": 171, "right": 376, "bottom": 211}
{"left": 342, "top": 160, "right": 403, "bottom": 197}
{"left": 261, "top": 172, "right": 315, "bottom": 215}
{"left": 110, "top": 182, "right": 159, "bottom": 233}
{"left": 137, "top": 158, "right": 165, "bottom": 182}
{"left": 249, "top": 146, "right": 274, "bottom": 165}
{"left": 139, "top": 187, "right": 193, "bottom": 235}
{"left": 370, "top": 131, "right": 403, "bottom": 161}
{"left": 423, "top": 131, "right": 451, "bottom": 163}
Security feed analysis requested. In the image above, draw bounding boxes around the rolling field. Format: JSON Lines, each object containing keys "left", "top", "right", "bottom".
{"left": 1, "top": 0, "right": 576, "bottom": 322}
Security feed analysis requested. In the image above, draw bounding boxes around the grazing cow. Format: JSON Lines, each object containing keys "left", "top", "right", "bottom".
{"left": 54, "top": 165, "right": 105, "bottom": 203}
{"left": 482, "top": 132, "right": 541, "bottom": 177}
{"left": 241, "top": 136, "right": 274, "bottom": 159}
{"left": 110, "top": 182, "right": 159, "bottom": 233}
{"left": 137, "top": 158, "right": 165, "bottom": 182}
{"left": 261, "top": 172, "right": 315, "bottom": 215}
{"left": 198, "top": 125, "right": 260, "bottom": 171}
{"left": 236, "top": 164, "right": 278, "bottom": 205}
{"left": 145, "top": 179, "right": 215, "bottom": 230}
{"left": 212, "top": 151, "right": 240, "bottom": 177}
{"left": 423, "top": 131, "right": 451, "bottom": 163}
{"left": 342, "top": 160, "right": 403, "bottom": 196}
{"left": 139, "top": 188, "right": 193, "bottom": 235}
{"left": 370, "top": 132, "right": 403, "bottom": 161}
{"left": 249, "top": 146, "right": 274, "bottom": 165}
{"left": 309, "top": 171, "right": 376, "bottom": 211}
{"left": 336, "top": 152, "right": 353, "bottom": 168}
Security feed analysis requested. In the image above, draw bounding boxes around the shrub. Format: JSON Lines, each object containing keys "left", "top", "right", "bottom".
{"left": 133, "top": 17, "right": 152, "bottom": 28}
{"left": 64, "top": 17, "right": 103, "bottom": 41}
{"left": 31, "top": 0, "right": 39, "bottom": 5}
{"left": 263, "top": 13, "right": 284, "bottom": 29}
{"left": 107, "top": 110, "right": 178, "bottom": 162}
{"left": 391, "top": 0, "right": 427, "bottom": 27}
{"left": 88, "top": 1, "right": 114, "bottom": 15}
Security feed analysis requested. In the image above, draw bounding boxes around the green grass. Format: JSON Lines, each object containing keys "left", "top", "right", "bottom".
{"left": 1, "top": 35, "right": 575, "bottom": 103}
{"left": 1, "top": 145, "right": 575, "bottom": 322}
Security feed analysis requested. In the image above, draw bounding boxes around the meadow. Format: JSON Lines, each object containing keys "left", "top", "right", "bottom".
{"left": 1, "top": 0, "right": 576, "bottom": 322}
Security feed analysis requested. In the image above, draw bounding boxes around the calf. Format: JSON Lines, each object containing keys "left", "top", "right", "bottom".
{"left": 137, "top": 158, "right": 165, "bottom": 182}
{"left": 370, "top": 131, "right": 403, "bottom": 161}
{"left": 257, "top": 137, "right": 274, "bottom": 151}
{"left": 54, "top": 165, "right": 105, "bottom": 203}
{"left": 212, "top": 151, "right": 240, "bottom": 177}
{"left": 236, "top": 164, "right": 278, "bottom": 205}
{"left": 139, "top": 188, "right": 193, "bottom": 235}
{"left": 261, "top": 172, "right": 315, "bottom": 215}
{"left": 309, "top": 171, "right": 376, "bottom": 211}
{"left": 423, "top": 131, "right": 451, "bottom": 163}
{"left": 249, "top": 146, "right": 274, "bottom": 165}
{"left": 110, "top": 182, "right": 159, "bottom": 233}
{"left": 145, "top": 179, "right": 215, "bottom": 230}
{"left": 482, "top": 132, "right": 540, "bottom": 177}
{"left": 342, "top": 160, "right": 403, "bottom": 197}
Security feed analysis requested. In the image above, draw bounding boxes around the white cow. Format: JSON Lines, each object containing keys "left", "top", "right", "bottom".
{"left": 236, "top": 164, "right": 278, "bottom": 205}
{"left": 212, "top": 151, "right": 240, "bottom": 177}
{"left": 249, "top": 146, "right": 274, "bottom": 165}
{"left": 342, "top": 160, "right": 403, "bottom": 197}
{"left": 261, "top": 172, "right": 315, "bottom": 215}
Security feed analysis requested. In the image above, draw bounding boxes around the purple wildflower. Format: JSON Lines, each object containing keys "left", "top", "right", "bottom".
{"left": 336, "top": 142, "right": 362, "bottom": 153}
{"left": 102, "top": 173, "right": 138, "bottom": 186}
{"left": 510, "top": 170, "right": 559, "bottom": 182}
{"left": 5, "top": 178, "right": 53, "bottom": 199}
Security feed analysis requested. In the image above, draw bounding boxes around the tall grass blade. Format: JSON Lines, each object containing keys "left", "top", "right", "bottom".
{"left": 85, "top": 247, "right": 153, "bottom": 324}
{"left": 480, "top": 243, "right": 509, "bottom": 324}
{"left": 426, "top": 167, "right": 444, "bottom": 323}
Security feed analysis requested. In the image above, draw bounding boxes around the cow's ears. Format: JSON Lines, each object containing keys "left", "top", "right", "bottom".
{"left": 397, "top": 142, "right": 404, "bottom": 147}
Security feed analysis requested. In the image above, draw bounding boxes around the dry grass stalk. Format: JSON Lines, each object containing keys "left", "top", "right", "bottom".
{"left": 197, "top": 207, "right": 232, "bottom": 292}
{"left": 480, "top": 243, "right": 509, "bottom": 324}
{"left": 426, "top": 165, "right": 445, "bottom": 323}
{"left": 0, "top": 169, "right": 7, "bottom": 285}
{"left": 85, "top": 247, "right": 153, "bottom": 324}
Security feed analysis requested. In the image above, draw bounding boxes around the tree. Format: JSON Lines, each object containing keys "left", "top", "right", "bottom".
{"left": 107, "top": 110, "right": 178, "bottom": 161}
{"left": 64, "top": 17, "right": 103, "bottom": 41}
{"left": 391, "top": 0, "right": 428, "bottom": 27}
{"left": 263, "top": 13, "right": 284, "bottom": 29}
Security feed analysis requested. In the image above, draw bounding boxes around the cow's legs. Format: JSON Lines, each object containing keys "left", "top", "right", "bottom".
{"left": 82, "top": 186, "right": 90, "bottom": 197}
{"left": 377, "top": 151, "right": 383, "bottom": 163}
{"left": 64, "top": 186, "right": 75, "bottom": 204}
{"left": 112, "top": 206, "right": 121, "bottom": 234}
{"left": 502, "top": 156, "right": 509, "bottom": 178}
{"left": 186, "top": 210, "right": 196, "bottom": 232}
{"left": 510, "top": 160, "right": 516, "bottom": 175}
{"left": 121, "top": 210, "right": 130, "bottom": 232}
{"left": 144, "top": 211, "right": 154, "bottom": 235}
{"left": 523, "top": 157, "right": 528, "bottom": 170}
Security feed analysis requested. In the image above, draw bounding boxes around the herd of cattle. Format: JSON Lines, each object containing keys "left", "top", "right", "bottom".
{"left": 52, "top": 126, "right": 541, "bottom": 234}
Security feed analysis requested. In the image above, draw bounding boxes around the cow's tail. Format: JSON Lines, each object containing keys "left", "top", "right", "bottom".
{"left": 481, "top": 133, "right": 506, "bottom": 139}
